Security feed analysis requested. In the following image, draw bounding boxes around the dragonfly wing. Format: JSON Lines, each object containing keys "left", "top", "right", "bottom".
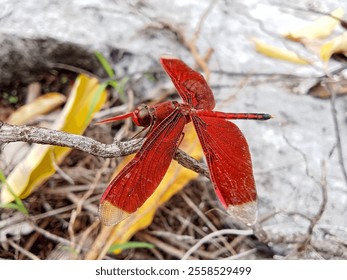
{"left": 192, "top": 113, "right": 257, "bottom": 225}
{"left": 100, "top": 109, "right": 186, "bottom": 226}
{"left": 160, "top": 56, "right": 215, "bottom": 110}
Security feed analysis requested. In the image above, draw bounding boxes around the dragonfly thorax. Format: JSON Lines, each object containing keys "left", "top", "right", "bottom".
{"left": 133, "top": 101, "right": 193, "bottom": 128}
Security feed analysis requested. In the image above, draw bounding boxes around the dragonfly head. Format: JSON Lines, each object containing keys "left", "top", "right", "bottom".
{"left": 133, "top": 104, "right": 154, "bottom": 127}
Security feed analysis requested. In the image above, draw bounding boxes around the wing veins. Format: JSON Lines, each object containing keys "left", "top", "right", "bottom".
{"left": 192, "top": 114, "right": 256, "bottom": 206}
{"left": 101, "top": 109, "right": 186, "bottom": 213}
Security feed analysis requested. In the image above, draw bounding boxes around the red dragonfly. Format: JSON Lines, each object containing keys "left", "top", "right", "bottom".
{"left": 98, "top": 56, "right": 271, "bottom": 226}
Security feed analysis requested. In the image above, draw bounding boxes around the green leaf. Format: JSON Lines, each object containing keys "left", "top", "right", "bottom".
{"left": 107, "top": 80, "right": 119, "bottom": 89}
{"left": 107, "top": 77, "right": 129, "bottom": 103}
{"left": 108, "top": 242, "right": 155, "bottom": 253}
{"left": 144, "top": 73, "right": 156, "bottom": 82}
{"left": 95, "top": 51, "right": 115, "bottom": 78}
{"left": 95, "top": 52, "right": 129, "bottom": 103}
{"left": 0, "top": 202, "right": 22, "bottom": 211}
{"left": 117, "top": 77, "right": 129, "bottom": 95}
{"left": 0, "top": 169, "right": 7, "bottom": 183}
{"left": 0, "top": 169, "right": 28, "bottom": 215}
{"left": 86, "top": 82, "right": 108, "bottom": 123}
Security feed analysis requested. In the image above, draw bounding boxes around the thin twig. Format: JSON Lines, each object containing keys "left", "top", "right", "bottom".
{"left": 181, "top": 193, "right": 237, "bottom": 255}
{"left": 30, "top": 222, "right": 71, "bottom": 247}
{"left": 149, "top": 230, "right": 195, "bottom": 242}
{"left": 187, "top": 0, "right": 217, "bottom": 80}
{"left": 224, "top": 248, "right": 257, "bottom": 260}
{"left": 275, "top": 3, "right": 347, "bottom": 25}
{"left": 48, "top": 62, "right": 98, "bottom": 78}
{"left": 66, "top": 193, "right": 99, "bottom": 214}
{"left": 8, "top": 239, "right": 40, "bottom": 260}
{"left": 93, "top": 104, "right": 129, "bottom": 121}
{"left": 280, "top": 128, "right": 316, "bottom": 182}
{"left": 308, "top": 161, "right": 328, "bottom": 235}
{"left": 137, "top": 231, "right": 197, "bottom": 260}
{"left": 147, "top": 1, "right": 216, "bottom": 80}
{"left": 20, "top": 219, "right": 50, "bottom": 259}
{"left": 182, "top": 228, "right": 253, "bottom": 260}
{"left": 144, "top": 231, "right": 212, "bottom": 259}
{"left": 192, "top": 0, "right": 217, "bottom": 43}
{"left": 43, "top": 183, "right": 106, "bottom": 194}
{"left": 323, "top": 81, "right": 347, "bottom": 187}
{"left": 68, "top": 159, "right": 108, "bottom": 249}
{"left": 0, "top": 204, "right": 78, "bottom": 230}
{"left": 76, "top": 220, "right": 100, "bottom": 256}
{"left": 298, "top": 161, "right": 328, "bottom": 251}
{"left": 162, "top": 207, "right": 210, "bottom": 239}
{"left": 51, "top": 151, "right": 75, "bottom": 185}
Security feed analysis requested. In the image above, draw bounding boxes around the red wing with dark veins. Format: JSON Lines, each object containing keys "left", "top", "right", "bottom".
{"left": 160, "top": 55, "right": 215, "bottom": 111}
{"left": 192, "top": 112, "right": 257, "bottom": 225}
{"left": 99, "top": 109, "right": 186, "bottom": 226}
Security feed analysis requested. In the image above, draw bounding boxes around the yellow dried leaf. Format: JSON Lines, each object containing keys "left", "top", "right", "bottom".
{"left": 320, "top": 31, "right": 347, "bottom": 62}
{"left": 6, "top": 92, "right": 66, "bottom": 125}
{"left": 284, "top": 8, "right": 344, "bottom": 41}
{"left": 1, "top": 74, "right": 107, "bottom": 203}
{"left": 88, "top": 123, "right": 204, "bottom": 257}
{"left": 251, "top": 38, "right": 310, "bottom": 64}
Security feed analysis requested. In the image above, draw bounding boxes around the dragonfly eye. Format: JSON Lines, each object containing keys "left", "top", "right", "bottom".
{"left": 133, "top": 105, "right": 153, "bottom": 127}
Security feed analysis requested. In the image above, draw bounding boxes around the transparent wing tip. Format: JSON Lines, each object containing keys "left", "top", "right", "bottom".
{"left": 227, "top": 200, "right": 258, "bottom": 226}
{"left": 160, "top": 54, "right": 179, "bottom": 61}
{"left": 99, "top": 200, "right": 131, "bottom": 226}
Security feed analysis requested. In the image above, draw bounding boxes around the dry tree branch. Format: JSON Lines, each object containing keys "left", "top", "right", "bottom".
{"left": 0, "top": 121, "right": 209, "bottom": 178}
{"left": 0, "top": 121, "right": 141, "bottom": 157}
